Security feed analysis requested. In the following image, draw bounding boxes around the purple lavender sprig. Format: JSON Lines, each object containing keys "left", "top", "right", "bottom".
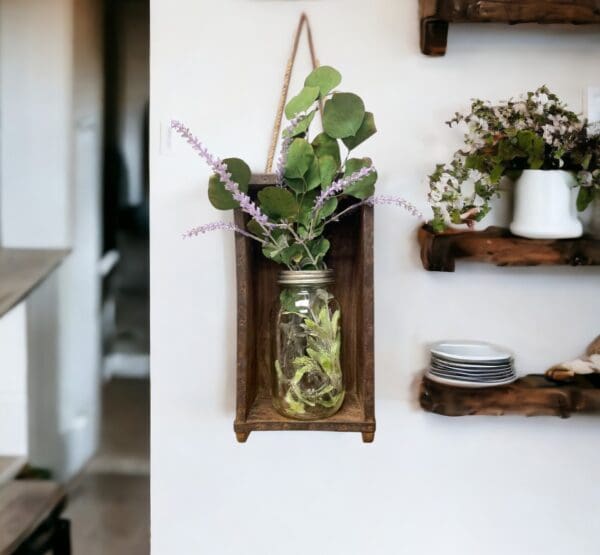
{"left": 314, "top": 165, "right": 376, "bottom": 211}
{"left": 183, "top": 221, "right": 264, "bottom": 243}
{"left": 365, "top": 194, "right": 424, "bottom": 219}
{"left": 323, "top": 194, "right": 424, "bottom": 226}
{"left": 171, "top": 120, "right": 271, "bottom": 227}
{"left": 275, "top": 114, "right": 303, "bottom": 186}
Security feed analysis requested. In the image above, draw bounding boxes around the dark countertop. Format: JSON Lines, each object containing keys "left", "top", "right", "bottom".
{"left": 0, "top": 248, "right": 70, "bottom": 318}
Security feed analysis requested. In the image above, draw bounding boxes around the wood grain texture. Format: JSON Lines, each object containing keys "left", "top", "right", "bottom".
{"left": 420, "top": 0, "right": 600, "bottom": 55}
{"left": 0, "top": 480, "right": 66, "bottom": 554}
{"left": 420, "top": 374, "right": 600, "bottom": 417}
{"left": 234, "top": 174, "right": 375, "bottom": 442}
{"left": 0, "top": 458, "right": 26, "bottom": 487}
{"left": 418, "top": 225, "right": 600, "bottom": 271}
{"left": 0, "top": 248, "right": 69, "bottom": 318}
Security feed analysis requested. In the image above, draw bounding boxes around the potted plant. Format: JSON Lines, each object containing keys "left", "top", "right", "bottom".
{"left": 427, "top": 86, "right": 600, "bottom": 238}
{"left": 171, "top": 66, "right": 421, "bottom": 420}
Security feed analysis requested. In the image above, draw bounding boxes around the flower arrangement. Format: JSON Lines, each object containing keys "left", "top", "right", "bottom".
{"left": 427, "top": 86, "right": 600, "bottom": 232}
{"left": 172, "top": 65, "right": 422, "bottom": 269}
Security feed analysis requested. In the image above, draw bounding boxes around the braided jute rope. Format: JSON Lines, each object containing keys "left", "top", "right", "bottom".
{"left": 265, "top": 13, "right": 322, "bottom": 173}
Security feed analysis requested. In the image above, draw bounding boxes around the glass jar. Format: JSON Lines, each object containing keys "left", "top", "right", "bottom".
{"left": 272, "top": 270, "right": 345, "bottom": 420}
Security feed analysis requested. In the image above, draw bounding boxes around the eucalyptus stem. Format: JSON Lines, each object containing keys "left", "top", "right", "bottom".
{"left": 285, "top": 224, "right": 320, "bottom": 269}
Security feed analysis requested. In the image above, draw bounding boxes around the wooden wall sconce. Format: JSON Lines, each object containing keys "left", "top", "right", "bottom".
{"left": 419, "top": 0, "right": 600, "bottom": 56}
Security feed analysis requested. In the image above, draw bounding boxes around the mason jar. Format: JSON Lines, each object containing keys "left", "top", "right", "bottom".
{"left": 272, "top": 270, "right": 345, "bottom": 420}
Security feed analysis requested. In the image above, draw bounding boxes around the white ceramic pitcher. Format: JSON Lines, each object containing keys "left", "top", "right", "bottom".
{"left": 510, "top": 170, "right": 583, "bottom": 239}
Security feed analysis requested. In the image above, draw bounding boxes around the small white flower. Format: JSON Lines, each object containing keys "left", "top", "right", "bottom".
{"left": 429, "top": 189, "right": 443, "bottom": 202}
{"left": 513, "top": 102, "right": 527, "bottom": 115}
{"left": 469, "top": 169, "right": 484, "bottom": 182}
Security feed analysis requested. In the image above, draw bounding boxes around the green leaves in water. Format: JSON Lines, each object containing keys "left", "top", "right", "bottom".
{"left": 277, "top": 288, "right": 343, "bottom": 416}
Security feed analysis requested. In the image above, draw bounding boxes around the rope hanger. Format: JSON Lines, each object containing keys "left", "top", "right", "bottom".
{"left": 265, "top": 13, "right": 322, "bottom": 173}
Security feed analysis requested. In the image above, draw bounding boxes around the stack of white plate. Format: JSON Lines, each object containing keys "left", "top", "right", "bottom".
{"left": 426, "top": 340, "right": 517, "bottom": 388}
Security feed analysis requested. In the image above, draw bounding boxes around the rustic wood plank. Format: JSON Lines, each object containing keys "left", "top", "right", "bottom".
{"left": 0, "top": 248, "right": 69, "bottom": 318}
{"left": 0, "top": 457, "right": 26, "bottom": 487}
{"left": 235, "top": 393, "right": 375, "bottom": 433}
{"left": 0, "top": 480, "right": 66, "bottom": 554}
{"left": 420, "top": 0, "right": 600, "bottom": 55}
{"left": 420, "top": 374, "right": 600, "bottom": 417}
{"left": 233, "top": 175, "right": 376, "bottom": 442}
{"left": 418, "top": 225, "right": 600, "bottom": 271}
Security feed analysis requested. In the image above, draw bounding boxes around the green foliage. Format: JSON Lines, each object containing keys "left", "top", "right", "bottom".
{"left": 258, "top": 187, "right": 298, "bottom": 220}
{"left": 342, "top": 112, "right": 377, "bottom": 151}
{"left": 322, "top": 93, "right": 365, "bottom": 138}
{"left": 344, "top": 158, "right": 377, "bottom": 199}
{"left": 577, "top": 186, "right": 595, "bottom": 212}
{"left": 284, "top": 85, "right": 320, "bottom": 119}
{"left": 207, "top": 158, "right": 250, "bottom": 210}
{"left": 285, "top": 110, "right": 316, "bottom": 138}
{"left": 318, "top": 155, "right": 338, "bottom": 187}
{"left": 262, "top": 233, "right": 289, "bottom": 263}
{"left": 304, "top": 66, "right": 342, "bottom": 97}
{"left": 284, "top": 138, "right": 315, "bottom": 179}
{"left": 428, "top": 86, "right": 600, "bottom": 230}
{"left": 202, "top": 65, "right": 380, "bottom": 271}
{"left": 277, "top": 288, "right": 344, "bottom": 416}
{"left": 312, "top": 133, "right": 341, "bottom": 166}
{"left": 246, "top": 218, "right": 266, "bottom": 238}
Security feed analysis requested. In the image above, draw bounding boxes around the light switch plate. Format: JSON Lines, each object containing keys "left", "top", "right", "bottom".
{"left": 159, "top": 119, "right": 174, "bottom": 156}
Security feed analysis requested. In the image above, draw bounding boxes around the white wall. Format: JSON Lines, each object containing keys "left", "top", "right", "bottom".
{"left": 0, "top": 304, "right": 28, "bottom": 456}
{"left": 151, "top": 2, "right": 600, "bottom": 553}
{"left": 0, "top": 0, "right": 103, "bottom": 480}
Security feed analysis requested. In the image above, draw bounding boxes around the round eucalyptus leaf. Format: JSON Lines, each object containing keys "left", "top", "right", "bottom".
{"left": 284, "top": 138, "right": 315, "bottom": 179}
{"left": 258, "top": 186, "right": 299, "bottom": 220}
{"left": 304, "top": 66, "right": 342, "bottom": 97}
{"left": 322, "top": 93, "right": 365, "bottom": 139}
{"left": 318, "top": 155, "right": 338, "bottom": 187}
{"left": 318, "top": 197, "right": 338, "bottom": 219}
{"left": 305, "top": 157, "right": 322, "bottom": 191}
{"left": 342, "top": 112, "right": 377, "bottom": 151}
{"left": 246, "top": 218, "right": 266, "bottom": 238}
{"left": 207, "top": 157, "right": 251, "bottom": 210}
{"left": 344, "top": 157, "right": 377, "bottom": 199}
{"left": 312, "top": 133, "right": 341, "bottom": 166}
{"left": 284, "top": 110, "right": 316, "bottom": 138}
{"left": 285, "top": 85, "right": 320, "bottom": 119}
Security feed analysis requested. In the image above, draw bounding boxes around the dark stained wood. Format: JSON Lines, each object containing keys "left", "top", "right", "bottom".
{"left": 233, "top": 174, "right": 376, "bottom": 442}
{"left": 420, "top": 0, "right": 600, "bottom": 55}
{"left": 418, "top": 225, "right": 600, "bottom": 271}
{"left": 0, "top": 480, "right": 67, "bottom": 554}
{"left": 420, "top": 374, "right": 600, "bottom": 417}
{"left": 0, "top": 248, "right": 69, "bottom": 318}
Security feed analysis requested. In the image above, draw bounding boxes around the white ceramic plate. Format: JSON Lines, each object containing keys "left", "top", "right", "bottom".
{"left": 429, "top": 368, "right": 514, "bottom": 380}
{"left": 430, "top": 340, "right": 513, "bottom": 363}
{"left": 431, "top": 359, "right": 513, "bottom": 373}
{"left": 426, "top": 370, "right": 518, "bottom": 388}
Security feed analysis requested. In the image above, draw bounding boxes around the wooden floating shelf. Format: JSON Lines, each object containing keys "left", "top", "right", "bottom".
{"left": 0, "top": 248, "right": 70, "bottom": 318}
{"left": 420, "top": 374, "right": 600, "bottom": 417}
{"left": 418, "top": 225, "right": 600, "bottom": 272}
{"left": 233, "top": 174, "right": 375, "bottom": 443}
{"left": 419, "top": 0, "right": 600, "bottom": 56}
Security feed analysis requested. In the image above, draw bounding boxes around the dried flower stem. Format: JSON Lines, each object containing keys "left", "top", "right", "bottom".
{"left": 183, "top": 221, "right": 265, "bottom": 244}
{"left": 170, "top": 120, "right": 271, "bottom": 228}
{"left": 275, "top": 114, "right": 303, "bottom": 185}
{"left": 314, "top": 165, "right": 377, "bottom": 210}
{"left": 323, "top": 194, "right": 424, "bottom": 226}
